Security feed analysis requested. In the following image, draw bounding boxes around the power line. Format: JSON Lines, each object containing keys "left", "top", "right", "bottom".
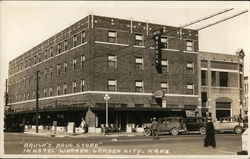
{"left": 198, "top": 10, "right": 248, "bottom": 31}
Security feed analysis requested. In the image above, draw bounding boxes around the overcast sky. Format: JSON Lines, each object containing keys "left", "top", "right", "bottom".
{"left": 0, "top": 1, "right": 249, "bottom": 108}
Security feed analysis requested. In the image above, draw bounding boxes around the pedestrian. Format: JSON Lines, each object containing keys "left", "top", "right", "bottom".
{"left": 151, "top": 117, "right": 159, "bottom": 140}
{"left": 204, "top": 117, "right": 216, "bottom": 148}
{"left": 79, "top": 117, "right": 86, "bottom": 134}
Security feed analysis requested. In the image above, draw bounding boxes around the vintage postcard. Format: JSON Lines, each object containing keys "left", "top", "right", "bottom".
{"left": 0, "top": 1, "right": 249, "bottom": 158}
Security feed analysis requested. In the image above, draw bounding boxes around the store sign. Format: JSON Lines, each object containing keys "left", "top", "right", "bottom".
{"left": 186, "top": 110, "right": 195, "bottom": 117}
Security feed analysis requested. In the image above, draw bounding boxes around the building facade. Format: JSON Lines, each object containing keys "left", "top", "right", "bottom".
{"left": 6, "top": 14, "right": 244, "bottom": 132}
{"left": 244, "top": 76, "right": 248, "bottom": 117}
{"left": 197, "top": 50, "right": 245, "bottom": 120}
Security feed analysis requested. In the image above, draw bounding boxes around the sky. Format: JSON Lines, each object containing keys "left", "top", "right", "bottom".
{"left": 0, "top": 1, "right": 249, "bottom": 108}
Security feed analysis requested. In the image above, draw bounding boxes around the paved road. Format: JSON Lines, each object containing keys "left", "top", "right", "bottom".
{"left": 4, "top": 133, "right": 243, "bottom": 156}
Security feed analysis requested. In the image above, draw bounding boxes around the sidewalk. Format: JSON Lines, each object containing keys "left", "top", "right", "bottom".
{"left": 24, "top": 129, "right": 144, "bottom": 138}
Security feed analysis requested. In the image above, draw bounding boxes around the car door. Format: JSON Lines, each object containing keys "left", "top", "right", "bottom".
{"left": 157, "top": 119, "right": 166, "bottom": 132}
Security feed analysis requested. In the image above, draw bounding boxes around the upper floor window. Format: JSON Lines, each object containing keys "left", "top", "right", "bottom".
{"left": 50, "top": 47, "right": 53, "bottom": 57}
{"left": 161, "top": 59, "right": 168, "bottom": 70}
{"left": 72, "top": 81, "right": 77, "bottom": 93}
{"left": 73, "top": 58, "right": 77, "bottom": 70}
{"left": 187, "top": 84, "right": 194, "bottom": 95}
{"left": 161, "top": 82, "right": 168, "bottom": 93}
{"left": 44, "top": 88, "right": 47, "bottom": 97}
{"left": 135, "top": 57, "right": 143, "bottom": 70}
{"left": 34, "top": 56, "right": 37, "bottom": 64}
{"left": 57, "top": 64, "right": 61, "bottom": 75}
{"left": 80, "top": 79, "right": 85, "bottom": 92}
{"left": 64, "top": 40, "right": 68, "bottom": 51}
{"left": 44, "top": 68, "right": 48, "bottom": 79}
{"left": 49, "top": 87, "right": 53, "bottom": 96}
{"left": 135, "top": 34, "right": 143, "bottom": 46}
{"left": 161, "top": 37, "right": 168, "bottom": 49}
{"left": 135, "top": 81, "right": 143, "bottom": 92}
{"left": 64, "top": 62, "right": 67, "bottom": 72}
{"left": 38, "top": 54, "right": 41, "bottom": 63}
{"left": 73, "top": 35, "right": 77, "bottom": 47}
{"left": 81, "top": 31, "right": 85, "bottom": 43}
{"left": 108, "top": 31, "right": 117, "bottom": 43}
{"left": 63, "top": 83, "right": 67, "bottom": 94}
{"left": 57, "top": 43, "right": 62, "bottom": 54}
{"left": 201, "top": 70, "right": 207, "bottom": 86}
{"left": 219, "top": 72, "right": 228, "bottom": 87}
{"left": 108, "top": 79, "right": 117, "bottom": 91}
{"left": 108, "top": 55, "right": 117, "bottom": 68}
{"left": 186, "top": 62, "right": 194, "bottom": 73}
{"left": 57, "top": 85, "right": 61, "bottom": 95}
{"left": 186, "top": 40, "right": 194, "bottom": 51}
{"left": 44, "top": 50, "right": 48, "bottom": 59}
{"left": 81, "top": 55, "right": 85, "bottom": 67}
{"left": 49, "top": 66, "right": 53, "bottom": 78}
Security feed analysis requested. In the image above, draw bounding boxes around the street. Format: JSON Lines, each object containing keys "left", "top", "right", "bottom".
{"left": 4, "top": 132, "right": 243, "bottom": 156}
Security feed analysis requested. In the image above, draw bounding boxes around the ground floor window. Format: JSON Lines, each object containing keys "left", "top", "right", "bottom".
{"left": 216, "top": 102, "right": 231, "bottom": 119}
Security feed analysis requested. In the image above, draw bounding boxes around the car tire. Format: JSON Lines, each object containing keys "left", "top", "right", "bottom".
{"left": 199, "top": 127, "right": 206, "bottom": 135}
{"left": 234, "top": 126, "right": 243, "bottom": 134}
{"left": 144, "top": 128, "right": 152, "bottom": 136}
{"left": 171, "top": 128, "right": 179, "bottom": 136}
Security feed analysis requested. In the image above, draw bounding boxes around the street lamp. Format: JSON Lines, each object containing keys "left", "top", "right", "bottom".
{"left": 104, "top": 94, "right": 110, "bottom": 128}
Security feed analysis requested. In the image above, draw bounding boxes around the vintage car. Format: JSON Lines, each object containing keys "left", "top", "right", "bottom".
{"left": 214, "top": 117, "right": 247, "bottom": 134}
{"left": 184, "top": 117, "right": 207, "bottom": 135}
{"left": 143, "top": 117, "right": 187, "bottom": 136}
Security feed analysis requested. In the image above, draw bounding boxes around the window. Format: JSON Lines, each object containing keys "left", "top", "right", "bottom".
{"left": 44, "top": 69, "right": 47, "bottom": 79}
{"left": 57, "top": 43, "right": 62, "bottom": 54}
{"left": 57, "top": 64, "right": 61, "bottom": 75}
{"left": 28, "top": 58, "right": 31, "bottom": 67}
{"left": 135, "top": 34, "right": 143, "bottom": 46}
{"left": 81, "top": 55, "right": 85, "bottom": 67}
{"left": 73, "top": 35, "right": 77, "bottom": 47}
{"left": 161, "top": 37, "right": 168, "bottom": 49}
{"left": 34, "top": 56, "right": 37, "bottom": 64}
{"left": 33, "top": 91, "right": 36, "bottom": 99}
{"left": 135, "top": 81, "right": 143, "bottom": 92}
{"left": 186, "top": 40, "right": 194, "bottom": 51}
{"left": 161, "top": 59, "right": 168, "bottom": 69}
{"left": 108, "top": 31, "right": 117, "bottom": 43}
{"left": 57, "top": 85, "right": 61, "bottom": 95}
{"left": 108, "top": 55, "right": 117, "bottom": 68}
{"left": 80, "top": 79, "right": 84, "bottom": 92}
{"left": 108, "top": 80, "right": 117, "bottom": 91}
{"left": 64, "top": 40, "right": 68, "bottom": 51}
{"left": 73, "top": 58, "right": 77, "bottom": 70}
{"left": 44, "top": 50, "right": 48, "bottom": 59}
{"left": 161, "top": 82, "right": 168, "bottom": 93}
{"left": 201, "top": 70, "right": 207, "bottom": 86}
{"left": 186, "top": 62, "right": 194, "bottom": 73}
{"left": 72, "top": 81, "right": 76, "bottom": 93}
{"left": 201, "top": 92, "right": 207, "bottom": 107}
{"left": 27, "top": 92, "right": 30, "bottom": 100}
{"left": 187, "top": 84, "right": 194, "bottom": 94}
{"left": 49, "top": 66, "right": 53, "bottom": 78}
{"left": 81, "top": 31, "right": 85, "bottom": 43}
{"left": 211, "top": 71, "right": 216, "bottom": 86}
{"left": 219, "top": 72, "right": 228, "bottom": 87}
{"left": 49, "top": 87, "right": 52, "bottom": 96}
{"left": 135, "top": 57, "right": 143, "bottom": 69}
{"left": 64, "top": 62, "right": 67, "bottom": 72}
{"left": 44, "top": 88, "right": 47, "bottom": 97}
{"left": 63, "top": 83, "right": 67, "bottom": 94}
{"left": 38, "top": 54, "right": 41, "bottom": 62}
{"left": 50, "top": 47, "right": 53, "bottom": 57}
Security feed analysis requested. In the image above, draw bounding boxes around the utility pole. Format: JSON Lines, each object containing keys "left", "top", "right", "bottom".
{"left": 36, "top": 71, "right": 39, "bottom": 133}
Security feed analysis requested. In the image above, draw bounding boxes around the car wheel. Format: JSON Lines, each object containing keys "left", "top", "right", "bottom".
{"left": 171, "top": 128, "right": 179, "bottom": 136}
{"left": 144, "top": 129, "right": 152, "bottom": 136}
{"left": 234, "top": 126, "right": 243, "bottom": 134}
{"left": 199, "top": 127, "right": 206, "bottom": 135}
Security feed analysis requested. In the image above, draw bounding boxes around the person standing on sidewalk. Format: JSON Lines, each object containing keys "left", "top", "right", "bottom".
{"left": 204, "top": 117, "right": 216, "bottom": 148}
{"left": 151, "top": 117, "right": 159, "bottom": 140}
{"left": 80, "top": 118, "right": 86, "bottom": 134}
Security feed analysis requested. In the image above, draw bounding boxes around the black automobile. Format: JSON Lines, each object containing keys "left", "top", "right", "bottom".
{"left": 184, "top": 117, "right": 207, "bottom": 135}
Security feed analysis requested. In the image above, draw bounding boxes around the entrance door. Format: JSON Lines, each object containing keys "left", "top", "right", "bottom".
{"left": 120, "top": 113, "right": 127, "bottom": 132}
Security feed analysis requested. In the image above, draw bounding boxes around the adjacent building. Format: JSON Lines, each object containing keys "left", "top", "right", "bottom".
{"left": 5, "top": 14, "right": 244, "bottom": 132}
{"left": 244, "top": 76, "right": 248, "bottom": 117}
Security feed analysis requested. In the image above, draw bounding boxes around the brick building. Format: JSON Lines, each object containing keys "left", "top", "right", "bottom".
{"left": 6, "top": 14, "right": 244, "bottom": 132}
{"left": 197, "top": 49, "right": 245, "bottom": 120}
{"left": 6, "top": 14, "right": 199, "bottom": 132}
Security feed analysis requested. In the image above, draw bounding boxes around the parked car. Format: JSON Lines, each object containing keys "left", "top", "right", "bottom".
{"left": 214, "top": 117, "right": 246, "bottom": 134}
{"left": 184, "top": 117, "right": 207, "bottom": 135}
{"left": 143, "top": 117, "right": 187, "bottom": 136}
